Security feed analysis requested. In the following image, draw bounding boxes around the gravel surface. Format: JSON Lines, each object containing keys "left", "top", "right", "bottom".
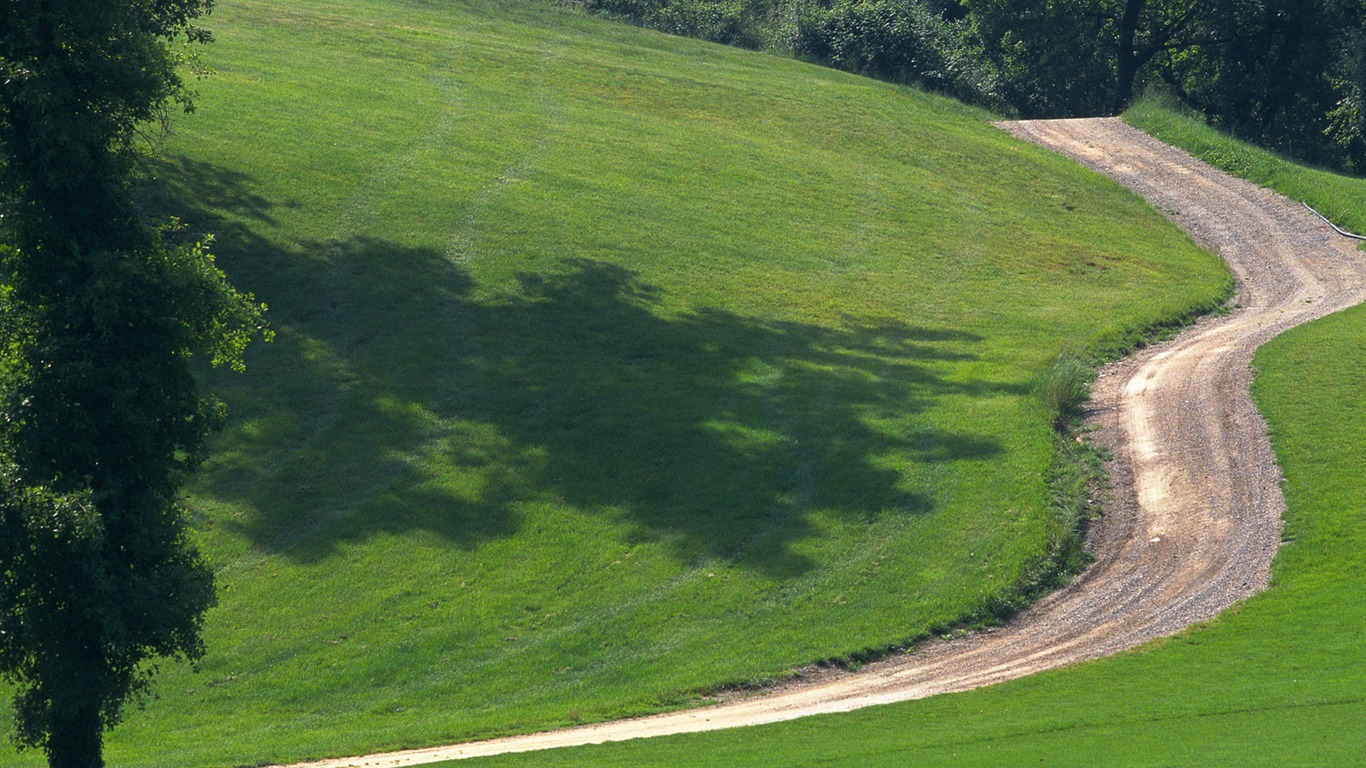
{"left": 277, "top": 117, "right": 1366, "bottom": 767}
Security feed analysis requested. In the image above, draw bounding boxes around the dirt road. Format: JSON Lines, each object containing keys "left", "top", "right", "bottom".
{"left": 278, "top": 118, "right": 1366, "bottom": 767}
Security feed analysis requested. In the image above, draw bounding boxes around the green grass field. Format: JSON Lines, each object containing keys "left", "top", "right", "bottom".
{"left": 0, "top": 2, "right": 1231, "bottom": 766}
{"left": 443, "top": 108, "right": 1366, "bottom": 768}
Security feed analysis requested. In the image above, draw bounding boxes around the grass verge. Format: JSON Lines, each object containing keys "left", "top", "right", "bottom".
{"left": 1126, "top": 92, "right": 1366, "bottom": 238}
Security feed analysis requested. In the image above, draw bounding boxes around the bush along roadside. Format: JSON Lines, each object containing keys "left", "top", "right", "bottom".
{"left": 558, "top": 0, "right": 784, "bottom": 50}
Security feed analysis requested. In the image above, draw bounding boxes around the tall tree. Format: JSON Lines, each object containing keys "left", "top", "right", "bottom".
{"left": 964, "top": 0, "right": 1207, "bottom": 115}
{"left": 1111, "top": 0, "right": 1200, "bottom": 110}
{"left": 0, "top": 2, "right": 267, "bottom": 767}
{"left": 1159, "top": 0, "right": 1366, "bottom": 169}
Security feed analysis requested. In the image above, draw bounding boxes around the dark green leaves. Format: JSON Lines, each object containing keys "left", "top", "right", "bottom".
{"left": 0, "top": 2, "right": 262, "bottom": 766}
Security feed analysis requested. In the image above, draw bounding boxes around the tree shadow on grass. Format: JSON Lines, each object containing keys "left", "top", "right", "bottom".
{"left": 147, "top": 158, "right": 1017, "bottom": 577}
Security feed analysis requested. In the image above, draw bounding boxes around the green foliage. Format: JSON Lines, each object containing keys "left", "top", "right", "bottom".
{"left": 1326, "top": 29, "right": 1366, "bottom": 169}
{"left": 1157, "top": 0, "right": 1366, "bottom": 173}
{"left": 0, "top": 0, "right": 214, "bottom": 226}
{"left": 962, "top": 0, "right": 1119, "bottom": 116}
{"left": 790, "top": 0, "right": 994, "bottom": 103}
{"left": 0, "top": 2, "right": 268, "bottom": 766}
{"left": 565, "top": 0, "right": 783, "bottom": 48}
{"left": 1035, "top": 348, "right": 1093, "bottom": 426}
{"left": 0, "top": 460, "right": 207, "bottom": 765}
{"left": 0, "top": 474, "right": 102, "bottom": 750}
{"left": 0, "top": 229, "right": 266, "bottom": 768}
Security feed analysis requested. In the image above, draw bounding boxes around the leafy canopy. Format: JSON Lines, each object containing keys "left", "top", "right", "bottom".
{"left": 0, "top": 2, "right": 267, "bottom": 767}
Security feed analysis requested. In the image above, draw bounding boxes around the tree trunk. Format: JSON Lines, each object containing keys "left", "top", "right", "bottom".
{"left": 46, "top": 705, "right": 104, "bottom": 768}
{"left": 1114, "top": 0, "right": 1145, "bottom": 113}
{"left": 1253, "top": 5, "right": 1308, "bottom": 132}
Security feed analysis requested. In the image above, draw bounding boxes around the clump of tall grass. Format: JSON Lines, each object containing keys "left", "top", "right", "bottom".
{"left": 1037, "top": 347, "right": 1094, "bottom": 429}
{"left": 976, "top": 347, "right": 1106, "bottom": 623}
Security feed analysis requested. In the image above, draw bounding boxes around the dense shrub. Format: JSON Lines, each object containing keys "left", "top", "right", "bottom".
{"left": 790, "top": 0, "right": 996, "bottom": 104}
{"left": 1156, "top": 0, "right": 1366, "bottom": 174}
{"left": 568, "top": 0, "right": 782, "bottom": 49}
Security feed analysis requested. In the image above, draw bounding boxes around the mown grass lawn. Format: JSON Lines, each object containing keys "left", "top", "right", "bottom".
{"left": 448, "top": 108, "right": 1366, "bottom": 768}
{"left": 1, "top": 3, "right": 1228, "bottom": 767}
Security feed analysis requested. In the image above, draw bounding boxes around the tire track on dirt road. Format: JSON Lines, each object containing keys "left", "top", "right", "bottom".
{"left": 276, "top": 117, "right": 1366, "bottom": 767}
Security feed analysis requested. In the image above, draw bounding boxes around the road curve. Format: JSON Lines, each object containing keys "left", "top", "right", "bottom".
{"left": 277, "top": 118, "right": 1366, "bottom": 767}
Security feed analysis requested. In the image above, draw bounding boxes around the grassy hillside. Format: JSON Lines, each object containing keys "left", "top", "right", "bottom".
{"left": 458, "top": 298, "right": 1366, "bottom": 768}
{"left": 0, "top": 2, "right": 1228, "bottom": 766}
{"left": 452, "top": 113, "right": 1366, "bottom": 767}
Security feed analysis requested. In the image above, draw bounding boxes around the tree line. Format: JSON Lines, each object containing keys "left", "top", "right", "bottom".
{"left": 568, "top": 0, "right": 1366, "bottom": 173}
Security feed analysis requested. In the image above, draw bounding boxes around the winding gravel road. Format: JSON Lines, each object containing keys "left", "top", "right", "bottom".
{"left": 278, "top": 117, "right": 1366, "bottom": 767}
